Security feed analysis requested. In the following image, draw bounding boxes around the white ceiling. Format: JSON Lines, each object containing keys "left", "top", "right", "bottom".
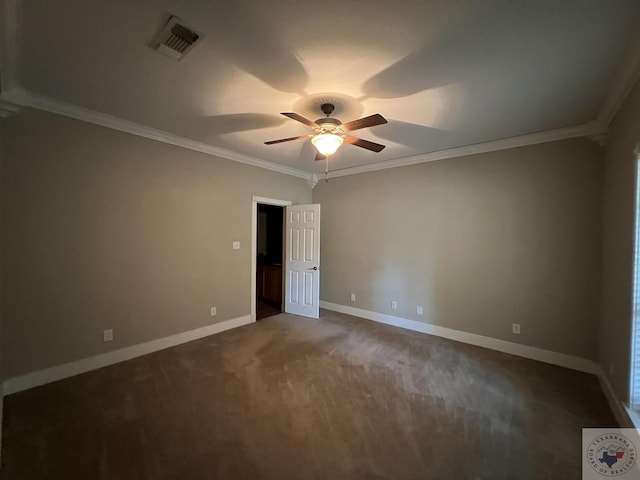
{"left": 3, "top": 0, "right": 640, "bottom": 176}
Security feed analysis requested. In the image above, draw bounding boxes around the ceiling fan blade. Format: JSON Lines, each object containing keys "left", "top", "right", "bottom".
{"left": 264, "top": 135, "right": 308, "bottom": 145}
{"left": 342, "top": 114, "right": 387, "bottom": 132}
{"left": 314, "top": 151, "right": 327, "bottom": 161}
{"left": 281, "top": 112, "right": 318, "bottom": 127}
{"left": 344, "top": 136, "right": 386, "bottom": 152}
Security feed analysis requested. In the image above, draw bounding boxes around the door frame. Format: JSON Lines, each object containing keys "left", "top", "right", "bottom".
{"left": 251, "top": 195, "right": 292, "bottom": 322}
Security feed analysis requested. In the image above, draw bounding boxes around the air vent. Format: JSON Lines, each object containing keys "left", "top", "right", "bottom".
{"left": 151, "top": 16, "right": 201, "bottom": 61}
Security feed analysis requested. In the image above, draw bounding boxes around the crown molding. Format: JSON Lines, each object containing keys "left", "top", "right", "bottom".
{"left": 326, "top": 121, "right": 607, "bottom": 179}
{"left": 307, "top": 174, "right": 319, "bottom": 189}
{"left": 1, "top": 0, "right": 637, "bottom": 183}
{"left": 0, "top": 0, "right": 20, "bottom": 93}
{"left": 3, "top": 87, "right": 608, "bottom": 183}
{"left": 1, "top": 88, "right": 311, "bottom": 180}
{"left": 597, "top": 29, "right": 640, "bottom": 127}
{"left": 587, "top": 132, "right": 608, "bottom": 148}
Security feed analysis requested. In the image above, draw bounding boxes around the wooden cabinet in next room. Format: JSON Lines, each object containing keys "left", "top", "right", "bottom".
{"left": 257, "top": 265, "right": 282, "bottom": 304}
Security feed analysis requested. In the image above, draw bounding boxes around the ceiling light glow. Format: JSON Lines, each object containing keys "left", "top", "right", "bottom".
{"left": 311, "top": 133, "right": 344, "bottom": 156}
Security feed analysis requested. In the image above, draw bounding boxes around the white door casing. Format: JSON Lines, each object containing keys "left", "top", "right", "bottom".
{"left": 285, "top": 204, "right": 320, "bottom": 318}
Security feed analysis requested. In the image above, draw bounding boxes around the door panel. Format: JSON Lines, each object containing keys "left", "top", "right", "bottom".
{"left": 285, "top": 204, "right": 320, "bottom": 318}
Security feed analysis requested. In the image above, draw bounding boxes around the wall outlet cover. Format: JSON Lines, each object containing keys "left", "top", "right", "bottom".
{"left": 512, "top": 323, "right": 521, "bottom": 334}
{"left": 103, "top": 329, "right": 114, "bottom": 342}
{"left": 350, "top": 293, "right": 356, "bottom": 302}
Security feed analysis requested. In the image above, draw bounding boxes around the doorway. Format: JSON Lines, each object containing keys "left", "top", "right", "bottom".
{"left": 250, "top": 196, "right": 321, "bottom": 321}
{"left": 256, "top": 203, "right": 285, "bottom": 319}
{"left": 251, "top": 196, "right": 291, "bottom": 322}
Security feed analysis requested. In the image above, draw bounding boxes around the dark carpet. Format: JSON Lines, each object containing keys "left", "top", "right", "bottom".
{"left": 1, "top": 310, "right": 616, "bottom": 479}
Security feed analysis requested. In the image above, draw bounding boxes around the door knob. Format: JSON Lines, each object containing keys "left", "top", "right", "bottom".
{"left": 311, "top": 266, "right": 318, "bottom": 270}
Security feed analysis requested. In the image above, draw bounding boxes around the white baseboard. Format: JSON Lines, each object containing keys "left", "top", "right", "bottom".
{"left": 320, "top": 301, "right": 599, "bottom": 374}
{"left": 3, "top": 315, "right": 254, "bottom": 395}
{"left": 320, "top": 301, "right": 636, "bottom": 426}
{"left": 3, "top": 306, "right": 630, "bottom": 428}
{"left": 595, "top": 367, "right": 634, "bottom": 428}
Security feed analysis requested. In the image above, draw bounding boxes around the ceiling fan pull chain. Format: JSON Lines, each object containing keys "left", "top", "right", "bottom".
{"left": 325, "top": 156, "right": 329, "bottom": 182}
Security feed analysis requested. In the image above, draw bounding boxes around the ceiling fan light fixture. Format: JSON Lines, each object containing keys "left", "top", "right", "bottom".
{"left": 311, "top": 133, "right": 344, "bottom": 156}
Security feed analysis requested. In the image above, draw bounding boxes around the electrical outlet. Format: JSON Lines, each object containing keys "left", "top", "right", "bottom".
{"left": 232, "top": 241, "right": 240, "bottom": 250}
{"left": 512, "top": 323, "right": 521, "bottom": 335}
{"left": 417, "top": 305, "right": 423, "bottom": 315}
{"left": 103, "top": 329, "right": 114, "bottom": 342}
{"left": 210, "top": 306, "right": 217, "bottom": 317}
{"left": 391, "top": 301, "right": 398, "bottom": 310}
{"left": 350, "top": 293, "right": 356, "bottom": 302}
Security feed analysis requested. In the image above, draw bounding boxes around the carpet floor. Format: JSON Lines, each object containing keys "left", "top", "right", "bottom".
{"left": 1, "top": 310, "right": 616, "bottom": 479}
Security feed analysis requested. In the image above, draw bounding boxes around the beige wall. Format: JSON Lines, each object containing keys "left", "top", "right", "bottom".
{"left": 1, "top": 109, "right": 311, "bottom": 378}
{"left": 4, "top": 100, "right": 631, "bottom": 385}
{"left": 313, "top": 138, "right": 603, "bottom": 359}
{"left": 599, "top": 79, "right": 640, "bottom": 401}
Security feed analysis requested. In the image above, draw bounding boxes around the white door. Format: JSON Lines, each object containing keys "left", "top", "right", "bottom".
{"left": 285, "top": 204, "right": 321, "bottom": 318}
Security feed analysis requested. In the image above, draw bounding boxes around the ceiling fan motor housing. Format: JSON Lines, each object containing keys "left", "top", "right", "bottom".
{"left": 313, "top": 117, "right": 343, "bottom": 135}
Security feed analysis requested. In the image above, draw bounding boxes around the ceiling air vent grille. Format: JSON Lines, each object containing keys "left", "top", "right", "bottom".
{"left": 151, "top": 16, "right": 201, "bottom": 61}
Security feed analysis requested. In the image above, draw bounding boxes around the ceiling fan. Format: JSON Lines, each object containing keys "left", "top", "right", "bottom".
{"left": 264, "top": 103, "right": 388, "bottom": 165}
